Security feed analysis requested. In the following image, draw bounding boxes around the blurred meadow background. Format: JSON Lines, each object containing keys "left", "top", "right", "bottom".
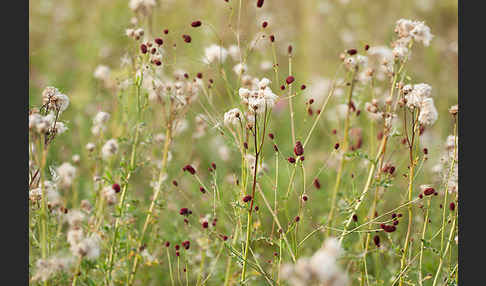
{"left": 29, "top": 0, "right": 458, "bottom": 285}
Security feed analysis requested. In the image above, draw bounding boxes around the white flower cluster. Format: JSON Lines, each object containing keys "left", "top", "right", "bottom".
{"left": 402, "top": 83, "right": 438, "bottom": 126}
{"left": 66, "top": 210, "right": 101, "bottom": 261}
{"left": 93, "top": 65, "right": 111, "bottom": 81}
{"left": 239, "top": 77, "right": 278, "bottom": 114}
{"left": 56, "top": 162, "right": 76, "bottom": 189}
{"left": 29, "top": 180, "right": 61, "bottom": 207}
{"left": 203, "top": 44, "right": 228, "bottom": 65}
{"left": 433, "top": 134, "right": 458, "bottom": 194}
{"left": 125, "top": 27, "right": 145, "bottom": 40}
{"left": 223, "top": 108, "right": 242, "bottom": 126}
{"left": 281, "top": 238, "right": 349, "bottom": 286}
{"left": 129, "top": 0, "right": 156, "bottom": 16}
{"left": 395, "top": 19, "right": 433, "bottom": 47}
{"left": 42, "top": 86, "right": 70, "bottom": 113}
{"left": 32, "top": 255, "right": 74, "bottom": 282}
{"left": 101, "top": 138, "right": 119, "bottom": 160}
{"left": 29, "top": 112, "right": 68, "bottom": 135}
{"left": 91, "top": 111, "right": 110, "bottom": 136}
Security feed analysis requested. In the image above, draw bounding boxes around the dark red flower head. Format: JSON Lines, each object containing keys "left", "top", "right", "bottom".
{"left": 294, "top": 141, "right": 304, "bottom": 156}
{"left": 182, "top": 34, "right": 192, "bottom": 43}
{"left": 287, "top": 157, "right": 296, "bottom": 164}
{"left": 242, "top": 195, "right": 252, "bottom": 203}
{"left": 423, "top": 187, "right": 435, "bottom": 196}
{"left": 202, "top": 221, "right": 209, "bottom": 228}
{"left": 191, "top": 20, "right": 202, "bottom": 27}
{"left": 112, "top": 183, "right": 121, "bottom": 193}
{"left": 373, "top": 235, "right": 380, "bottom": 247}
{"left": 257, "top": 0, "right": 264, "bottom": 8}
{"left": 182, "top": 240, "right": 190, "bottom": 250}
{"left": 183, "top": 164, "right": 196, "bottom": 175}
{"left": 262, "top": 21, "right": 268, "bottom": 28}
{"left": 154, "top": 38, "right": 163, "bottom": 45}
{"left": 179, "top": 208, "right": 191, "bottom": 216}
{"left": 346, "top": 49, "right": 357, "bottom": 55}
{"left": 140, "top": 44, "right": 148, "bottom": 54}
{"left": 313, "top": 178, "right": 321, "bottom": 189}
{"left": 286, "top": 76, "right": 295, "bottom": 85}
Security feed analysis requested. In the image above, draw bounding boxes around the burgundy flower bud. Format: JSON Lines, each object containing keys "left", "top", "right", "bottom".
{"left": 450, "top": 202, "right": 456, "bottom": 211}
{"left": 211, "top": 162, "right": 216, "bottom": 170}
{"left": 286, "top": 76, "right": 295, "bottom": 85}
{"left": 202, "top": 221, "right": 209, "bottom": 228}
{"left": 352, "top": 214, "right": 358, "bottom": 222}
{"left": 299, "top": 156, "right": 305, "bottom": 161}
{"left": 294, "top": 141, "right": 304, "bottom": 156}
{"left": 191, "top": 20, "right": 202, "bottom": 27}
{"left": 154, "top": 38, "right": 163, "bottom": 45}
{"left": 255, "top": 206, "right": 259, "bottom": 211}
{"left": 112, "top": 183, "right": 121, "bottom": 193}
{"left": 222, "top": 235, "right": 228, "bottom": 241}
{"left": 423, "top": 148, "right": 428, "bottom": 155}
{"left": 165, "top": 241, "right": 170, "bottom": 247}
{"left": 179, "top": 208, "right": 191, "bottom": 216}
{"left": 373, "top": 235, "right": 380, "bottom": 247}
{"left": 154, "top": 60, "right": 162, "bottom": 66}
{"left": 242, "top": 195, "right": 252, "bottom": 203}
{"left": 197, "top": 72, "right": 203, "bottom": 79}
{"left": 199, "top": 187, "right": 206, "bottom": 194}
{"left": 423, "top": 187, "right": 435, "bottom": 196}
{"left": 364, "top": 44, "right": 370, "bottom": 51}
{"left": 288, "top": 45, "right": 293, "bottom": 54}
{"left": 273, "top": 144, "right": 279, "bottom": 152}
{"left": 287, "top": 157, "right": 296, "bottom": 164}
{"left": 334, "top": 143, "right": 340, "bottom": 150}
{"left": 313, "top": 178, "right": 321, "bottom": 189}
{"left": 294, "top": 216, "right": 300, "bottom": 222}
{"left": 164, "top": 29, "right": 169, "bottom": 34}
{"left": 383, "top": 225, "right": 396, "bottom": 233}
{"left": 280, "top": 85, "right": 285, "bottom": 90}
{"left": 176, "top": 251, "right": 180, "bottom": 256}
{"left": 269, "top": 35, "right": 275, "bottom": 42}
{"left": 301, "top": 84, "right": 306, "bottom": 90}
{"left": 183, "top": 164, "right": 196, "bottom": 175}
{"left": 172, "top": 180, "right": 178, "bottom": 186}
{"left": 243, "top": 142, "right": 248, "bottom": 149}
{"left": 393, "top": 220, "right": 399, "bottom": 226}
{"left": 302, "top": 195, "right": 308, "bottom": 202}
{"left": 182, "top": 240, "right": 190, "bottom": 250}
{"left": 268, "top": 133, "right": 274, "bottom": 140}
{"left": 262, "top": 21, "right": 268, "bottom": 28}
{"left": 346, "top": 48, "right": 358, "bottom": 55}
{"left": 257, "top": 0, "right": 264, "bottom": 8}
{"left": 182, "top": 34, "right": 192, "bottom": 43}
{"left": 175, "top": 244, "right": 180, "bottom": 250}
